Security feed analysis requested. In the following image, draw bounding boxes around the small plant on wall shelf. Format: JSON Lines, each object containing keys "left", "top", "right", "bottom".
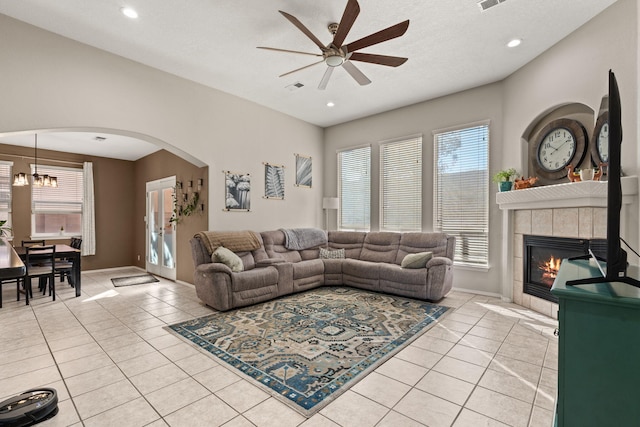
{"left": 170, "top": 181, "right": 203, "bottom": 224}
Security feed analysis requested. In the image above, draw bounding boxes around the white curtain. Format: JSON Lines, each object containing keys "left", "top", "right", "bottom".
{"left": 82, "top": 162, "right": 96, "bottom": 256}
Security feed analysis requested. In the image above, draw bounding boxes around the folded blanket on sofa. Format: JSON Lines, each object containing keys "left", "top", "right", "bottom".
{"left": 195, "top": 230, "right": 261, "bottom": 255}
{"left": 281, "top": 228, "right": 327, "bottom": 250}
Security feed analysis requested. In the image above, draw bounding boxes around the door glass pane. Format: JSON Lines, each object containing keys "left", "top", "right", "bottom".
{"left": 162, "top": 187, "right": 174, "bottom": 268}
{"left": 149, "top": 190, "right": 159, "bottom": 265}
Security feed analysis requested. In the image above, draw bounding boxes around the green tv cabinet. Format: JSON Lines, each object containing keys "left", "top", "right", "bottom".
{"left": 551, "top": 260, "right": 640, "bottom": 427}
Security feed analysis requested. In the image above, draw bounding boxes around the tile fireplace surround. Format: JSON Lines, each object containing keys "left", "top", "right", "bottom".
{"left": 496, "top": 177, "right": 638, "bottom": 319}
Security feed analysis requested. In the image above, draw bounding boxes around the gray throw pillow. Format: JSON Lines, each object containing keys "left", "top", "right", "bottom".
{"left": 213, "top": 246, "right": 243, "bottom": 272}
{"left": 401, "top": 251, "right": 433, "bottom": 269}
{"left": 319, "top": 248, "right": 345, "bottom": 259}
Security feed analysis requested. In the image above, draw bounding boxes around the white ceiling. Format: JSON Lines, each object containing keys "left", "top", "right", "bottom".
{"left": 0, "top": 0, "right": 618, "bottom": 160}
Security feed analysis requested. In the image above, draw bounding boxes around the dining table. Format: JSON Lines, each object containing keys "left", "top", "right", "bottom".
{"left": 13, "top": 244, "right": 82, "bottom": 298}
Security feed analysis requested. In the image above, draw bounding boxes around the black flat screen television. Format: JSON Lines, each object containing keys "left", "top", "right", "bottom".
{"left": 568, "top": 70, "right": 640, "bottom": 288}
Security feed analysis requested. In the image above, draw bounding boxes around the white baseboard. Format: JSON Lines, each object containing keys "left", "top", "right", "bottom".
{"left": 451, "top": 286, "right": 503, "bottom": 300}
{"left": 84, "top": 266, "right": 146, "bottom": 274}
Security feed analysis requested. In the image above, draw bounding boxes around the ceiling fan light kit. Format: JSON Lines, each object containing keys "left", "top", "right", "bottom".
{"left": 259, "top": 0, "right": 409, "bottom": 90}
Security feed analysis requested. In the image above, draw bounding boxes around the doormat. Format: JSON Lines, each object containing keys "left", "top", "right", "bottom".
{"left": 111, "top": 273, "right": 159, "bottom": 287}
{"left": 167, "top": 287, "right": 450, "bottom": 416}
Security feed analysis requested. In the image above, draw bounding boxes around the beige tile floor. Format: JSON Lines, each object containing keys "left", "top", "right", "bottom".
{"left": 0, "top": 267, "right": 558, "bottom": 427}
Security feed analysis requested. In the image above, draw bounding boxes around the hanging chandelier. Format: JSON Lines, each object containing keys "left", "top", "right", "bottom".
{"left": 13, "top": 134, "right": 58, "bottom": 187}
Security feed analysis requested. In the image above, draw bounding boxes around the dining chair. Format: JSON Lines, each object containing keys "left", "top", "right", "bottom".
{"left": 57, "top": 238, "right": 81, "bottom": 286}
{"left": 22, "top": 240, "right": 45, "bottom": 247}
{"left": 0, "top": 274, "right": 25, "bottom": 308}
{"left": 20, "top": 245, "right": 56, "bottom": 305}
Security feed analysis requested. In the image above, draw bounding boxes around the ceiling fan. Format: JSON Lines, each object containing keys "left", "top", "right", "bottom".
{"left": 258, "top": 0, "right": 409, "bottom": 90}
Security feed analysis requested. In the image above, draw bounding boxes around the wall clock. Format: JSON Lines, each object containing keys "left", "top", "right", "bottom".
{"left": 530, "top": 118, "right": 588, "bottom": 181}
{"left": 590, "top": 111, "right": 609, "bottom": 166}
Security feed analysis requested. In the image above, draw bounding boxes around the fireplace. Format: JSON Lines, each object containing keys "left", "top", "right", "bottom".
{"left": 523, "top": 235, "right": 605, "bottom": 303}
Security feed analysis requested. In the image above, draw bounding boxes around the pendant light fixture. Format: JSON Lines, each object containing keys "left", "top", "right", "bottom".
{"left": 13, "top": 134, "right": 58, "bottom": 187}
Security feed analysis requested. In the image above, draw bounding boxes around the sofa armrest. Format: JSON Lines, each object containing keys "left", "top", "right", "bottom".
{"left": 426, "top": 256, "right": 453, "bottom": 268}
{"left": 196, "top": 262, "right": 233, "bottom": 275}
{"left": 256, "top": 258, "right": 286, "bottom": 267}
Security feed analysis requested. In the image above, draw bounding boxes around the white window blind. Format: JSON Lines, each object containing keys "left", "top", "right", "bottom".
{"left": 0, "top": 161, "right": 13, "bottom": 224}
{"left": 0, "top": 161, "right": 13, "bottom": 213}
{"left": 434, "top": 123, "right": 489, "bottom": 266}
{"left": 338, "top": 146, "right": 371, "bottom": 231}
{"left": 32, "top": 165, "right": 83, "bottom": 213}
{"left": 31, "top": 165, "right": 83, "bottom": 236}
{"left": 380, "top": 136, "right": 422, "bottom": 232}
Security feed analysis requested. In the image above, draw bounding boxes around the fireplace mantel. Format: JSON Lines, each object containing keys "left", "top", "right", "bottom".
{"left": 497, "top": 176, "right": 638, "bottom": 211}
{"left": 496, "top": 176, "right": 638, "bottom": 317}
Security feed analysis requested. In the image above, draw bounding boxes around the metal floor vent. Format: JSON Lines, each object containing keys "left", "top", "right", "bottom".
{"left": 478, "top": 0, "right": 507, "bottom": 12}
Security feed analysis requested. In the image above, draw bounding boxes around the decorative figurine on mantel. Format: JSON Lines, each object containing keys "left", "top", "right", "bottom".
{"left": 514, "top": 176, "right": 538, "bottom": 190}
{"left": 566, "top": 164, "right": 581, "bottom": 182}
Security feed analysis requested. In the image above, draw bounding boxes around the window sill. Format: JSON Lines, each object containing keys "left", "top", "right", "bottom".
{"left": 454, "top": 262, "right": 490, "bottom": 272}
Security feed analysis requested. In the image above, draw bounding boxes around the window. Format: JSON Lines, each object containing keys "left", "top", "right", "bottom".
{"left": 434, "top": 123, "right": 489, "bottom": 266}
{"left": 31, "top": 165, "right": 83, "bottom": 237}
{"left": 0, "top": 161, "right": 13, "bottom": 228}
{"left": 380, "top": 136, "right": 422, "bottom": 232}
{"left": 338, "top": 145, "right": 371, "bottom": 231}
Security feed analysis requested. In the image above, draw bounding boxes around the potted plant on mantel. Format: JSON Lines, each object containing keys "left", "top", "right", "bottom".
{"left": 492, "top": 168, "right": 518, "bottom": 192}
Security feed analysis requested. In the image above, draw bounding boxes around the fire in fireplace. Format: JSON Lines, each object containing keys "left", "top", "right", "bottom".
{"left": 538, "top": 256, "right": 562, "bottom": 286}
{"left": 523, "top": 235, "right": 598, "bottom": 303}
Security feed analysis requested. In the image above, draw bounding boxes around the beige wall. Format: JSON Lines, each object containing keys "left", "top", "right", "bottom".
{"left": 0, "top": 1, "right": 637, "bottom": 296}
{"left": 134, "top": 150, "right": 208, "bottom": 283}
{"left": 0, "top": 14, "right": 325, "bottom": 236}
{"left": 0, "top": 143, "right": 208, "bottom": 282}
{"left": 324, "top": 83, "right": 504, "bottom": 295}
{"left": 323, "top": 0, "right": 638, "bottom": 296}
{"left": 0, "top": 143, "right": 136, "bottom": 270}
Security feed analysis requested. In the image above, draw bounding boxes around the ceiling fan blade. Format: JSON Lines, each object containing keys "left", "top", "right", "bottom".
{"left": 257, "top": 47, "right": 323, "bottom": 57}
{"left": 348, "top": 52, "right": 408, "bottom": 67}
{"left": 279, "top": 59, "right": 325, "bottom": 78}
{"left": 342, "top": 60, "right": 371, "bottom": 86}
{"left": 318, "top": 67, "right": 334, "bottom": 90}
{"left": 279, "top": 10, "right": 326, "bottom": 51}
{"left": 344, "top": 20, "right": 410, "bottom": 53}
{"left": 332, "top": 0, "right": 360, "bottom": 48}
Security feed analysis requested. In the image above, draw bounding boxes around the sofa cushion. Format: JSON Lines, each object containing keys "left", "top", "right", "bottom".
{"left": 261, "top": 230, "right": 303, "bottom": 263}
{"left": 328, "top": 231, "right": 366, "bottom": 259}
{"left": 213, "top": 247, "right": 243, "bottom": 272}
{"left": 360, "top": 232, "right": 401, "bottom": 263}
{"left": 319, "top": 248, "right": 345, "bottom": 259}
{"left": 230, "top": 266, "right": 279, "bottom": 292}
{"left": 379, "top": 264, "right": 429, "bottom": 300}
{"left": 395, "top": 232, "right": 450, "bottom": 264}
{"left": 401, "top": 251, "right": 433, "bottom": 269}
{"left": 292, "top": 259, "right": 325, "bottom": 280}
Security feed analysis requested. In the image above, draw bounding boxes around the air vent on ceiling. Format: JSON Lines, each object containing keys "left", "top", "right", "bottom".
{"left": 94, "top": 136, "right": 107, "bottom": 141}
{"left": 478, "top": 0, "right": 507, "bottom": 12}
{"left": 285, "top": 82, "right": 305, "bottom": 92}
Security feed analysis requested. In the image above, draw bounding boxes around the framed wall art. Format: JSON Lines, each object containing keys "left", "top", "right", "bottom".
{"left": 295, "top": 153, "right": 312, "bottom": 188}
{"left": 224, "top": 171, "right": 251, "bottom": 211}
{"left": 263, "top": 162, "right": 285, "bottom": 200}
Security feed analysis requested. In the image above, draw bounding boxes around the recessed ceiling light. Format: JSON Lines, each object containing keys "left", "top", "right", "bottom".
{"left": 507, "top": 39, "right": 522, "bottom": 48}
{"left": 327, "top": 102, "right": 335, "bottom": 107}
{"left": 120, "top": 7, "right": 138, "bottom": 19}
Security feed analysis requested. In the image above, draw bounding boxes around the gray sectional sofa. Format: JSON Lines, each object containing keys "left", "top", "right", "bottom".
{"left": 190, "top": 229, "right": 456, "bottom": 311}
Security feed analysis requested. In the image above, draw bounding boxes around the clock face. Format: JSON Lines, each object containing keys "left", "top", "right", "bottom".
{"left": 590, "top": 111, "right": 609, "bottom": 166}
{"left": 537, "top": 127, "right": 577, "bottom": 172}
{"left": 597, "top": 122, "right": 609, "bottom": 163}
{"left": 530, "top": 118, "right": 588, "bottom": 181}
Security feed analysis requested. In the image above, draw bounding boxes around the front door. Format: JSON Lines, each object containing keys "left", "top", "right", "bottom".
{"left": 146, "top": 176, "right": 176, "bottom": 280}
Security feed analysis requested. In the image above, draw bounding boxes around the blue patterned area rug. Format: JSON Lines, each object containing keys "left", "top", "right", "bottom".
{"left": 168, "top": 287, "right": 450, "bottom": 416}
